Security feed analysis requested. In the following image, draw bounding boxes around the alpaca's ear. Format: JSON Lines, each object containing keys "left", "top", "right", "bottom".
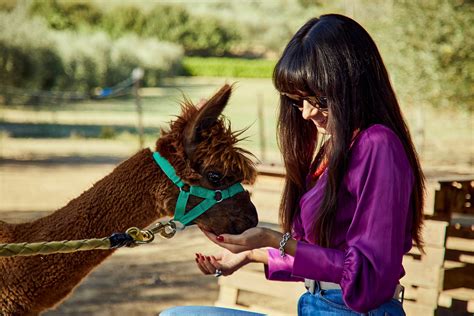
{"left": 184, "top": 84, "right": 232, "bottom": 159}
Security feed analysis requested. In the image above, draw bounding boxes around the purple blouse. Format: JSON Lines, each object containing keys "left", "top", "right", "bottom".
{"left": 265, "top": 124, "right": 414, "bottom": 313}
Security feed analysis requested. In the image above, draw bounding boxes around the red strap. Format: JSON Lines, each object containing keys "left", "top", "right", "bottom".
{"left": 311, "top": 129, "right": 360, "bottom": 180}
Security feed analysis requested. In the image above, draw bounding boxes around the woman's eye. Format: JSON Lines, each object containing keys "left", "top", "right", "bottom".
{"left": 207, "top": 171, "right": 223, "bottom": 186}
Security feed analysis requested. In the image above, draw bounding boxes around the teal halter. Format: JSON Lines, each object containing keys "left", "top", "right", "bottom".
{"left": 152, "top": 152, "right": 245, "bottom": 227}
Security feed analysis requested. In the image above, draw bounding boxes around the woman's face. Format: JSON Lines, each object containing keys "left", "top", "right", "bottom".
{"left": 281, "top": 92, "right": 329, "bottom": 134}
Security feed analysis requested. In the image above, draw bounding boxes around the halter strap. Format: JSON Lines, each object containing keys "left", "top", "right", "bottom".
{"left": 152, "top": 152, "right": 244, "bottom": 226}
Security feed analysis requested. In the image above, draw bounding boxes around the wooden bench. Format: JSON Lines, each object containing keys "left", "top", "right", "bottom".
{"left": 402, "top": 220, "right": 449, "bottom": 315}
{"left": 217, "top": 168, "right": 473, "bottom": 315}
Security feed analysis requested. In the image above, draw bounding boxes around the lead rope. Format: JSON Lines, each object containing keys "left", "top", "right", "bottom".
{"left": 0, "top": 220, "right": 183, "bottom": 257}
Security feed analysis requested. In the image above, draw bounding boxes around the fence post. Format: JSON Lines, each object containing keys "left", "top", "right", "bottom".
{"left": 414, "top": 104, "right": 425, "bottom": 158}
{"left": 257, "top": 92, "right": 266, "bottom": 163}
{"left": 132, "top": 68, "right": 145, "bottom": 149}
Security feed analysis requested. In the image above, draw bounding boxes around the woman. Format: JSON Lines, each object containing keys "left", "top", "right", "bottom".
{"left": 163, "top": 13, "right": 425, "bottom": 315}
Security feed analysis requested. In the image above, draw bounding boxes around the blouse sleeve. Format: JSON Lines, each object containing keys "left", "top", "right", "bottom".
{"left": 291, "top": 127, "right": 414, "bottom": 312}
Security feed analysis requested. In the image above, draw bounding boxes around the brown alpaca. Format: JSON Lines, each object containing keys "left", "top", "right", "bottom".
{"left": 0, "top": 84, "right": 258, "bottom": 315}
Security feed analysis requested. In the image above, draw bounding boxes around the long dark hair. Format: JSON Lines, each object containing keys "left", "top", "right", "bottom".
{"left": 274, "top": 14, "right": 425, "bottom": 250}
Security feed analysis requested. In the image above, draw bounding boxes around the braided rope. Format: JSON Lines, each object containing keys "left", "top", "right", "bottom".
{"left": 0, "top": 238, "right": 111, "bottom": 257}
{"left": 0, "top": 222, "right": 178, "bottom": 258}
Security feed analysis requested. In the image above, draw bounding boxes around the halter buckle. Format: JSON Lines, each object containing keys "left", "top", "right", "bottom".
{"left": 214, "top": 190, "right": 223, "bottom": 203}
{"left": 179, "top": 184, "right": 190, "bottom": 192}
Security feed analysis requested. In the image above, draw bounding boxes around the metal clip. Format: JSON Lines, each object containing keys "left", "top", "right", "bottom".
{"left": 126, "top": 227, "right": 155, "bottom": 244}
{"left": 147, "top": 221, "right": 177, "bottom": 239}
{"left": 159, "top": 221, "right": 177, "bottom": 239}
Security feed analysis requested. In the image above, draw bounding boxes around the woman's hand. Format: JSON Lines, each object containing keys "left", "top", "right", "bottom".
{"left": 195, "top": 249, "right": 250, "bottom": 276}
{"left": 201, "top": 227, "right": 281, "bottom": 253}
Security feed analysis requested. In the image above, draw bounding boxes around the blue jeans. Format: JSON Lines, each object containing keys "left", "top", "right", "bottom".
{"left": 298, "top": 286, "right": 405, "bottom": 316}
{"left": 160, "top": 306, "right": 265, "bottom": 316}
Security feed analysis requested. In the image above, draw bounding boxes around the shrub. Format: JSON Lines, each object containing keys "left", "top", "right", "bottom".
{"left": 110, "top": 34, "right": 183, "bottom": 86}
{"left": 29, "top": 0, "right": 102, "bottom": 31}
{"left": 150, "top": 5, "right": 240, "bottom": 56}
{"left": 51, "top": 31, "right": 111, "bottom": 93}
{"left": 0, "top": 4, "right": 63, "bottom": 90}
{"left": 29, "top": 1, "right": 241, "bottom": 57}
{"left": 0, "top": 5, "right": 183, "bottom": 97}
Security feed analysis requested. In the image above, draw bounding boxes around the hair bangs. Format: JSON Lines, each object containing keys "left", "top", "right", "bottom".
{"left": 273, "top": 47, "right": 311, "bottom": 95}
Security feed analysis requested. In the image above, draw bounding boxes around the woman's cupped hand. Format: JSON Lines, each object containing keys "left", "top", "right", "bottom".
{"left": 195, "top": 227, "right": 283, "bottom": 276}
{"left": 195, "top": 249, "right": 251, "bottom": 277}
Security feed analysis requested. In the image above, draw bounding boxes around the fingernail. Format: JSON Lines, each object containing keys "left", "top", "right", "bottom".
{"left": 216, "top": 235, "right": 224, "bottom": 242}
{"left": 206, "top": 256, "right": 211, "bottom": 261}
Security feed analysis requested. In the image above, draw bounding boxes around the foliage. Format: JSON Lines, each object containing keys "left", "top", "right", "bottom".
{"left": 297, "top": 0, "right": 325, "bottom": 7}
{"left": 387, "top": 0, "right": 473, "bottom": 110}
{"left": 0, "top": 4, "right": 183, "bottom": 95}
{"left": 29, "top": 0, "right": 101, "bottom": 31}
{"left": 0, "top": 0, "right": 16, "bottom": 11}
{"left": 110, "top": 34, "right": 183, "bottom": 87}
{"left": 182, "top": 57, "right": 275, "bottom": 78}
{"left": 356, "top": 0, "right": 473, "bottom": 110}
{"left": 29, "top": 0, "right": 241, "bottom": 57}
{"left": 0, "top": 4, "right": 62, "bottom": 90}
{"left": 178, "top": 1, "right": 318, "bottom": 58}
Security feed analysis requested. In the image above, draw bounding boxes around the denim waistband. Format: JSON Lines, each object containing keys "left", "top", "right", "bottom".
{"left": 304, "top": 279, "right": 405, "bottom": 303}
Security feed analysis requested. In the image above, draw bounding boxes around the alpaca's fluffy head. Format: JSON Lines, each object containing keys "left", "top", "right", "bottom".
{"left": 156, "top": 84, "right": 258, "bottom": 235}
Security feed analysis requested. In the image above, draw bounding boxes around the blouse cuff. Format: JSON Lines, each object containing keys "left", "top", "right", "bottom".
{"left": 292, "top": 241, "right": 345, "bottom": 284}
{"left": 264, "top": 248, "right": 303, "bottom": 282}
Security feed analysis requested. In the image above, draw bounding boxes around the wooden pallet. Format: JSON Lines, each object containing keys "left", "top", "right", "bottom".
{"left": 402, "top": 220, "right": 449, "bottom": 315}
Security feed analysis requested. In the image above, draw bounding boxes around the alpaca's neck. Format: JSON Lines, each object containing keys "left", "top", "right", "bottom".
{"left": 13, "top": 148, "right": 167, "bottom": 242}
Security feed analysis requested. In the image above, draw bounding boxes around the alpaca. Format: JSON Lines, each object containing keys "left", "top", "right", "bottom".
{"left": 0, "top": 84, "right": 258, "bottom": 315}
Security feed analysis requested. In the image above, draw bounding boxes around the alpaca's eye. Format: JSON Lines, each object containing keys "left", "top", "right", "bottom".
{"left": 207, "top": 171, "right": 223, "bottom": 187}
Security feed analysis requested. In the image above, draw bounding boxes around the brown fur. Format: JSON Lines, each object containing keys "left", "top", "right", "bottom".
{"left": 0, "top": 84, "right": 258, "bottom": 315}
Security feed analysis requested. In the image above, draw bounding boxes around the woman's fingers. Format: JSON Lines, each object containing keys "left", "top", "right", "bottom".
{"left": 195, "top": 253, "right": 222, "bottom": 276}
{"left": 200, "top": 230, "right": 248, "bottom": 253}
{"left": 196, "top": 253, "right": 212, "bottom": 274}
{"left": 201, "top": 229, "right": 243, "bottom": 246}
{"left": 202, "top": 256, "right": 215, "bottom": 272}
{"left": 196, "top": 256, "right": 209, "bottom": 275}
{"left": 201, "top": 229, "right": 219, "bottom": 244}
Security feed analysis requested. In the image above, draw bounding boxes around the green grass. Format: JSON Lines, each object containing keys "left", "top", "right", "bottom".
{"left": 181, "top": 57, "right": 276, "bottom": 78}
